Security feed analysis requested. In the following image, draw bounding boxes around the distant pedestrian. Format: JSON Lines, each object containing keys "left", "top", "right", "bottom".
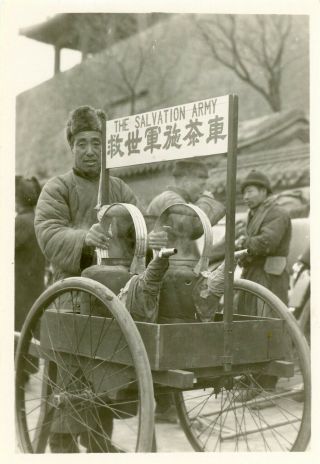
{"left": 15, "top": 175, "right": 45, "bottom": 383}
{"left": 15, "top": 175, "right": 45, "bottom": 332}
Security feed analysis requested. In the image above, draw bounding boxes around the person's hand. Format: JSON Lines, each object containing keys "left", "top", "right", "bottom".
{"left": 235, "top": 220, "right": 246, "bottom": 239}
{"left": 234, "top": 249, "right": 248, "bottom": 260}
{"left": 235, "top": 235, "right": 246, "bottom": 250}
{"left": 85, "top": 223, "right": 110, "bottom": 250}
{"left": 201, "top": 190, "right": 215, "bottom": 199}
{"left": 147, "top": 229, "right": 169, "bottom": 250}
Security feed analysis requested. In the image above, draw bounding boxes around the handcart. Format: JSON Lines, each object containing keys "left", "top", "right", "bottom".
{"left": 15, "top": 95, "right": 311, "bottom": 452}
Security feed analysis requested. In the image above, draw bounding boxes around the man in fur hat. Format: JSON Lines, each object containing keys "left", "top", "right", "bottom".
{"left": 34, "top": 105, "right": 167, "bottom": 452}
{"left": 35, "top": 105, "right": 165, "bottom": 283}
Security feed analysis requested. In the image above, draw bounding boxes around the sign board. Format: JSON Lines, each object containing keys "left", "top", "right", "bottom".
{"left": 106, "top": 95, "right": 229, "bottom": 168}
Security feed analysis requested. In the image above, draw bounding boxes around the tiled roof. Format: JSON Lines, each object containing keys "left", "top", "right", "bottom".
{"left": 207, "top": 145, "right": 310, "bottom": 195}
{"left": 112, "top": 160, "right": 173, "bottom": 178}
{"left": 19, "top": 13, "right": 168, "bottom": 52}
{"left": 237, "top": 109, "right": 309, "bottom": 150}
{"left": 111, "top": 154, "right": 223, "bottom": 178}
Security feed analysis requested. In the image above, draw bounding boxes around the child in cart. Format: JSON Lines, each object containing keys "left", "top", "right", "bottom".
{"left": 117, "top": 237, "right": 247, "bottom": 324}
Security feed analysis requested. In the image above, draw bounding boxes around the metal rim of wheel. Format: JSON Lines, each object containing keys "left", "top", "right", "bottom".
{"left": 15, "top": 277, "right": 155, "bottom": 453}
{"left": 174, "top": 278, "right": 311, "bottom": 452}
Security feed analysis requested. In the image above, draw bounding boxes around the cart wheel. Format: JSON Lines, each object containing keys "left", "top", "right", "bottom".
{"left": 15, "top": 277, "right": 154, "bottom": 453}
{"left": 174, "top": 279, "right": 311, "bottom": 452}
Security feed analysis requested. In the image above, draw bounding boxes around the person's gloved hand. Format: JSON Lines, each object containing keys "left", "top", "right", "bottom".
{"left": 85, "top": 223, "right": 111, "bottom": 250}
{"left": 147, "top": 229, "right": 169, "bottom": 250}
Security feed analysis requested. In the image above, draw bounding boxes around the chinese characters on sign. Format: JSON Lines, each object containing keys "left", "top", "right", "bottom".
{"left": 106, "top": 95, "right": 229, "bottom": 168}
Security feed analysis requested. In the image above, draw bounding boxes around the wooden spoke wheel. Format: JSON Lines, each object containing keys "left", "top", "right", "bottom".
{"left": 15, "top": 277, "right": 154, "bottom": 453}
{"left": 174, "top": 279, "right": 311, "bottom": 452}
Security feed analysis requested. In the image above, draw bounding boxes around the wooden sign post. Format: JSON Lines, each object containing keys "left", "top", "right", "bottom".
{"left": 223, "top": 94, "right": 238, "bottom": 371}
{"left": 97, "top": 112, "right": 109, "bottom": 208}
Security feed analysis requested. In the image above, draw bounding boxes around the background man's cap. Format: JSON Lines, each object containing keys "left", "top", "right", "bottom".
{"left": 241, "top": 169, "right": 272, "bottom": 194}
{"left": 173, "top": 159, "right": 208, "bottom": 178}
{"left": 66, "top": 105, "right": 106, "bottom": 146}
{"left": 241, "top": 169, "right": 272, "bottom": 193}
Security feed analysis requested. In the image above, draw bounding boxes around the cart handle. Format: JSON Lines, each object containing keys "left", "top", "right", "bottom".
{"left": 97, "top": 203, "right": 147, "bottom": 274}
{"left": 155, "top": 202, "right": 213, "bottom": 275}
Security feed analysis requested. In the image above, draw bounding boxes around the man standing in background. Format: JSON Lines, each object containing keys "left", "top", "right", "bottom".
{"left": 235, "top": 170, "right": 292, "bottom": 398}
{"left": 147, "top": 159, "right": 226, "bottom": 262}
{"left": 15, "top": 176, "right": 44, "bottom": 332}
{"left": 147, "top": 159, "right": 226, "bottom": 422}
{"left": 236, "top": 169, "right": 292, "bottom": 309}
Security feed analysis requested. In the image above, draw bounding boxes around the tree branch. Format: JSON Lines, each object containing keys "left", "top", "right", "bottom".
{"left": 195, "top": 14, "right": 292, "bottom": 111}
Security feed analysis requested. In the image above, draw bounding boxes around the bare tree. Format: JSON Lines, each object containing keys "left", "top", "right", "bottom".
{"left": 104, "top": 16, "right": 192, "bottom": 115}
{"left": 195, "top": 14, "right": 292, "bottom": 112}
{"left": 71, "top": 13, "right": 188, "bottom": 116}
{"left": 105, "top": 27, "right": 157, "bottom": 115}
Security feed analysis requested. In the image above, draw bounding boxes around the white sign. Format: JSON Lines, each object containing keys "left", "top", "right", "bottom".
{"left": 106, "top": 95, "right": 230, "bottom": 168}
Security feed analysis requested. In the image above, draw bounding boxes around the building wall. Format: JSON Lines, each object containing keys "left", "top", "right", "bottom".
{"left": 16, "top": 13, "right": 309, "bottom": 198}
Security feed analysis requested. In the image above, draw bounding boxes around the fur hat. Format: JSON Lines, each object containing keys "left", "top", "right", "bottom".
{"left": 66, "top": 105, "right": 106, "bottom": 146}
{"left": 241, "top": 170, "right": 272, "bottom": 194}
{"left": 15, "top": 176, "right": 41, "bottom": 207}
{"left": 173, "top": 160, "right": 208, "bottom": 178}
